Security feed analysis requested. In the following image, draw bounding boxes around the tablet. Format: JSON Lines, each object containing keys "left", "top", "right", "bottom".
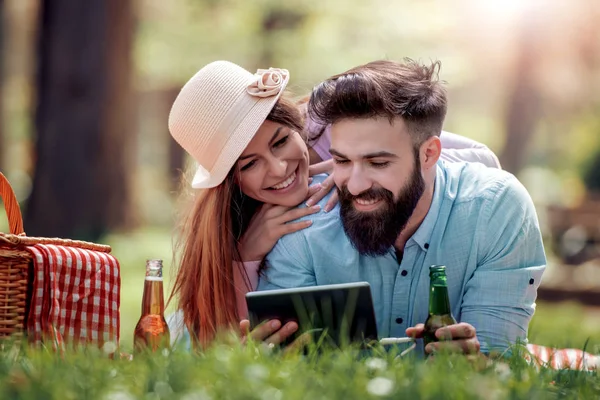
{"left": 246, "top": 282, "right": 378, "bottom": 348}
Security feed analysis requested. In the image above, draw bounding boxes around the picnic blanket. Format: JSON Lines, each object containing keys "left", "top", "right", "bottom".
{"left": 25, "top": 244, "right": 120, "bottom": 348}
{"left": 526, "top": 343, "right": 598, "bottom": 371}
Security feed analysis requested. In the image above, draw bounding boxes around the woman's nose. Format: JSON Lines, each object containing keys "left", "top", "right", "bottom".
{"left": 268, "top": 157, "right": 288, "bottom": 178}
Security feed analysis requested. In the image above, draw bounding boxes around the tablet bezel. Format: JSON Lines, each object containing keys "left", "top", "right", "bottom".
{"left": 246, "top": 282, "right": 379, "bottom": 348}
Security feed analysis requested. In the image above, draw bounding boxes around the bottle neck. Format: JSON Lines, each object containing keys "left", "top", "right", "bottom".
{"left": 428, "top": 277, "right": 451, "bottom": 316}
{"left": 141, "top": 278, "right": 165, "bottom": 316}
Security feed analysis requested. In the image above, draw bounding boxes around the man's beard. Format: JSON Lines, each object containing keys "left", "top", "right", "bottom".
{"left": 338, "top": 157, "right": 426, "bottom": 257}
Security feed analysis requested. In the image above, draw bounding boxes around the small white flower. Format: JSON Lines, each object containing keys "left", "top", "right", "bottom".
{"left": 366, "top": 377, "right": 394, "bottom": 396}
{"left": 180, "top": 389, "right": 213, "bottom": 400}
{"left": 494, "top": 362, "right": 511, "bottom": 382}
{"left": 244, "top": 364, "right": 269, "bottom": 381}
{"left": 103, "top": 390, "right": 136, "bottom": 400}
{"left": 214, "top": 345, "right": 232, "bottom": 364}
{"left": 261, "top": 387, "right": 283, "bottom": 400}
{"left": 365, "top": 357, "right": 388, "bottom": 371}
{"left": 277, "top": 370, "right": 290, "bottom": 379}
{"left": 154, "top": 381, "right": 173, "bottom": 398}
{"left": 108, "top": 368, "right": 118, "bottom": 378}
{"left": 103, "top": 341, "right": 118, "bottom": 354}
{"left": 162, "top": 348, "right": 170, "bottom": 357}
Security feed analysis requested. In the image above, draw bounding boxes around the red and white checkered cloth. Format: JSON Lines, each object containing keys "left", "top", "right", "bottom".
{"left": 526, "top": 344, "right": 599, "bottom": 371}
{"left": 25, "top": 244, "right": 120, "bottom": 348}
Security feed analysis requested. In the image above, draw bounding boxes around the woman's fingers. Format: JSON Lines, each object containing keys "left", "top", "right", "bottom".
{"left": 305, "top": 175, "right": 336, "bottom": 207}
{"left": 245, "top": 320, "right": 283, "bottom": 342}
{"left": 305, "top": 183, "right": 322, "bottom": 200}
{"left": 264, "top": 321, "right": 299, "bottom": 346}
{"left": 240, "top": 320, "right": 299, "bottom": 349}
{"left": 278, "top": 219, "right": 313, "bottom": 235}
{"left": 324, "top": 190, "right": 339, "bottom": 212}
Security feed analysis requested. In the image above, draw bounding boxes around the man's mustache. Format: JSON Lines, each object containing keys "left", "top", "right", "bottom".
{"left": 337, "top": 186, "right": 393, "bottom": 203}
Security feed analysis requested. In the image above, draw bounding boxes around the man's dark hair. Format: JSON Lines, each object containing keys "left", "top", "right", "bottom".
{"left": 308, "top": 59, "right": 447, "bottom": 146}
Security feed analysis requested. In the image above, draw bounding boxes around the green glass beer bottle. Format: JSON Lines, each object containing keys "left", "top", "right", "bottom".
{"left": 423, "top": 265, "right": 457, "bottom": 349}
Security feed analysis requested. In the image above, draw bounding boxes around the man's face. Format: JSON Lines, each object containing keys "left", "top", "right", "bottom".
{"left": 330, "top": 117, "right": 425, "bottom": 256}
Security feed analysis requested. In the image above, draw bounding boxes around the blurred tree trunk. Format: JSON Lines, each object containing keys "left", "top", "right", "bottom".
{"left": 259, "top": 8, "right": 306, "bottom": 66}
{"left": 499, "top": 19, "right": 542, "bottom": 175}
{"left": 25, "top": 0, "right": 136, "bottom": 241}
{"left": 165, "top": 87, "right": 185, "bottom": 192}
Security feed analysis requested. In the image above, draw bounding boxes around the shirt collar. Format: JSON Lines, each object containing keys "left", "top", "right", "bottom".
{"left": 409, "top": 160, "right": 446, "bottom": 252}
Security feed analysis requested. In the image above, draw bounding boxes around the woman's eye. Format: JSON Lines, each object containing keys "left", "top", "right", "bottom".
{"left": 240, "top": 160, "right": 256, "bottom": 171}
{"left": 333, "top": 158, "right": 349, "bottom": 165}
{"left": 273, "top": 135, "right": 289, "bottom": 148}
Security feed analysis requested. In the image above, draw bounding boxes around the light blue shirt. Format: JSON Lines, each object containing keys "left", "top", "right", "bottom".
{"left": 257, "top": 160, "right": 547, "bottom": 354}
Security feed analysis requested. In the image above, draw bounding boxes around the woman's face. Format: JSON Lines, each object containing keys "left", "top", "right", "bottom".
{"left": 235, "top": 120, "right": 310, "bottom": 207}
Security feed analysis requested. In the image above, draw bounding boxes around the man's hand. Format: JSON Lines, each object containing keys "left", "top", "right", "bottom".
{"left": 406, "top": 322, "right": 480, "bottom": 355}
{"left": 239, "top": 319, "right": 298, "bottom": 346}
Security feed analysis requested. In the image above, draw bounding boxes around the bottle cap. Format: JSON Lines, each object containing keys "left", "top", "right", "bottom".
{"left": 429, "top": 265, "right": 446, "bottom": 274}
{"left": 146, "top": 259, "right": 163, "bottom": 279}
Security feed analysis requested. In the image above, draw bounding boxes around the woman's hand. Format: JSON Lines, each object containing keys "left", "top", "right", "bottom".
{"left": 238, "top": 185, "right": 322, "bottom": 262}
{"left": 305, "top": 159, "right": 338, "bottom": 212}
{"left": 239, "top": 319, "right": 298, "bottom": 347}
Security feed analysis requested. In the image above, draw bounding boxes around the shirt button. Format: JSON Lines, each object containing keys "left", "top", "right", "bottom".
{"left": 424, "top": 243, "right": 430, "bottom": 249}
{"left": 401, "top": 270, "right": 408, "bottom": 277}
{"left": 395, "top": 317, "right": 403, "bottom": 324}
{"left": 529, "top": 278, "right": 534, "bottom": 285}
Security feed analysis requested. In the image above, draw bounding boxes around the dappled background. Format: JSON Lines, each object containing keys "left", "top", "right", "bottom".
{"left": 1, "top": 0, "right": 599, "bottom": 351}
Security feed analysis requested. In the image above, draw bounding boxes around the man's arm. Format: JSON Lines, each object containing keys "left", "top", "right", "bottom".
{"left": 257, "top": 229, "right": 317, "bottom": 291}
{"left": 460, "top": 175, "right": 546, "bottom": 354}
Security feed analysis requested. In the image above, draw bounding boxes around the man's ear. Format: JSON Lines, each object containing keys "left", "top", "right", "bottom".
{"left": 420, "top": 136, "right": 441, "bottom": 170}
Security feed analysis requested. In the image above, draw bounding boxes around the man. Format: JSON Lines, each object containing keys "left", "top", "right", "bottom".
{"left": 256, "top": 59, "right": 546, "bottom": 355}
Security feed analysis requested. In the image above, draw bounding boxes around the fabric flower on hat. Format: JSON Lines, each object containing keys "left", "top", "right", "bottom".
{"left": 247, "top": 68, "right": 289, "bottom": 98}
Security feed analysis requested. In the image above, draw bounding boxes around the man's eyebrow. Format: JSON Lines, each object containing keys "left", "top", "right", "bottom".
{"left": 329, "top": 148, "right": 346, "bottom": 158}
{"left": 361, "top": 151, "right": 398, "bottom": 159}
{"left": 329, "top": 149, "right": 398, "bottom": 159}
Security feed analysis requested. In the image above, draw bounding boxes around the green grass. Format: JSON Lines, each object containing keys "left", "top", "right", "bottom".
{"left": 0, "top": 339, "right": 598, "bottom": 399}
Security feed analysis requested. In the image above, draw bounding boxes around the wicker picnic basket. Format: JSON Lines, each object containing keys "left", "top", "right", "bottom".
{"left": 0, "top": 172, "right": 112, "bottom": 340}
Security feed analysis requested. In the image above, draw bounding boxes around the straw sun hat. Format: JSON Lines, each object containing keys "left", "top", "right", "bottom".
{"left": 168, "top": 60, "right": 290, "bottom": 189}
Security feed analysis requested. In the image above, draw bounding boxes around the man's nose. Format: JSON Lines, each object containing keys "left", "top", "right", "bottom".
{"left": 346, "top": 167, "right": 372, "bottom": 196}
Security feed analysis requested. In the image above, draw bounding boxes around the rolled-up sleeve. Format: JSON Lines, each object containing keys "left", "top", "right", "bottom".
{"left": 460, "top": 177, "right": 546, "bottom": 354}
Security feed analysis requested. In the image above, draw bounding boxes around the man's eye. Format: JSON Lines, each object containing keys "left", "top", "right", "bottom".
{"left": 240, "top": 160, "right": 256, "bottom": 171}
{"left": 333, "top": 159, "right": 349, "bottom": 165}
{"left": 370, "top": 161, "right": 390, "bottom": 168}
{"left": 273, "top": 136, "right": 289, "bottom": 148}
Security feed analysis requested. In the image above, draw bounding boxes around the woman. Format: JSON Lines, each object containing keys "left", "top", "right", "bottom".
{"left": 167, "top": 60, "right": 498, "bottom": 349}
{"left": 167, "top": 61, "right": 316, "bottom": 348}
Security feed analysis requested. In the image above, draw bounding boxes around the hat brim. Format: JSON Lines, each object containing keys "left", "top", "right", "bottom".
{"left": 191, "top": 76, "right": 289, "bottom": 189}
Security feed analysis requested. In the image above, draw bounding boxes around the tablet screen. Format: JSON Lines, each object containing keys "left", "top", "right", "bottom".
{"left": 246, "top": 282, "right": 378, "bottom": 348}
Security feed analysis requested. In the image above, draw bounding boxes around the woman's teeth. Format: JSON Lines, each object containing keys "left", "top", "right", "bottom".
{"left": 355, "top": 198, "right": 379, "bottom": 205}
{"left": 270, "top": 172, "right": 296, "bottom": 190}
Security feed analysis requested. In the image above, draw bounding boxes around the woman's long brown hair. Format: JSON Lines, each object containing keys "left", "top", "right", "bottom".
{"left": 169, "top": 95, "right": 303, "bottom": 349}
